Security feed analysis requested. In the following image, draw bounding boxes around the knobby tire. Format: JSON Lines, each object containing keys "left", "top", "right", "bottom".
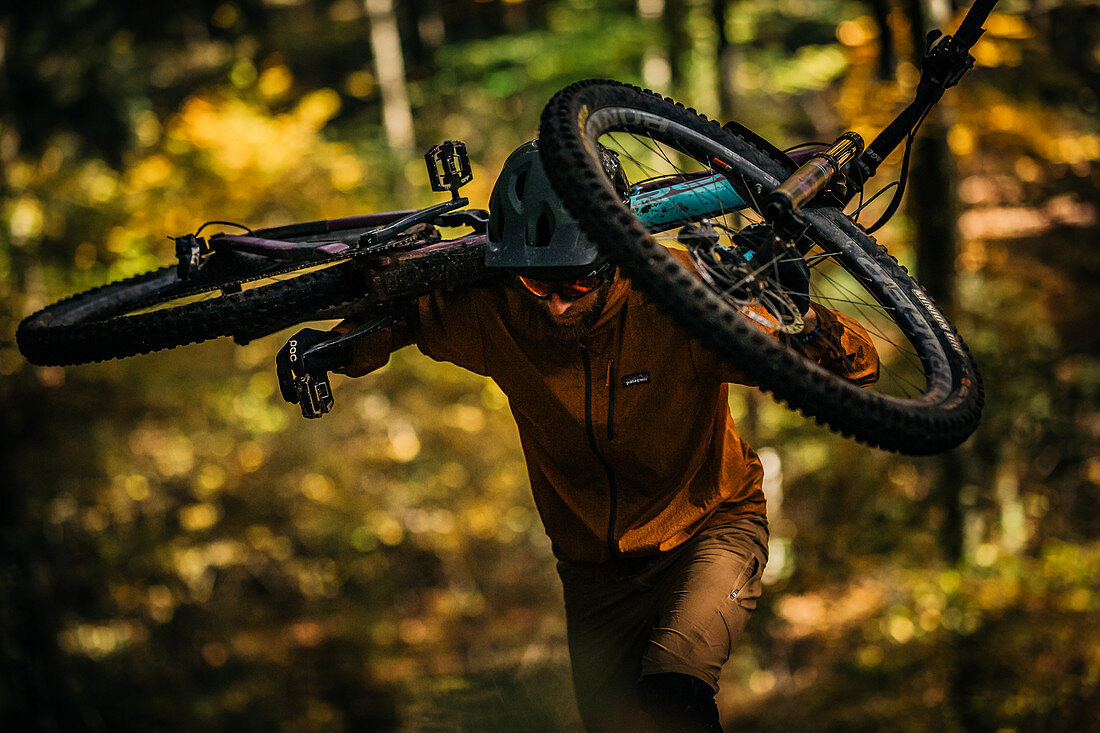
{"left": 538, "top": 79, "right": 982, "bottom": 455}
{"left": 18, "top": 237, "right": 489, "bottom": 367}
{"left": 17, "top": 262, "right": 369, "bottom": 366}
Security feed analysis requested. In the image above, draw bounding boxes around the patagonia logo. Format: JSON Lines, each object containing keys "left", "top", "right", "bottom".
{"left": 621, "top": 372, "right": 650, "bottom": 387}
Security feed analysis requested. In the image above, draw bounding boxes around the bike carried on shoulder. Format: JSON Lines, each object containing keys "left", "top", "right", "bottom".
{"left": 535, "top": 1, "right": 996, "bottom": 456}
{"left": 17, "top": 0, "right": 997, "bottom": 455}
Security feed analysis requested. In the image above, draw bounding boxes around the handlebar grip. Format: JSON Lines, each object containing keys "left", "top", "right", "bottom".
{"left": 954, "top": 0, "right": 998, "bottom": 49}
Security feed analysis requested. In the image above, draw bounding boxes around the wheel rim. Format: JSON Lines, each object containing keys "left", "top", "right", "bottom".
{"left": 577, "top": 105, "right": 954, "bottom": 407}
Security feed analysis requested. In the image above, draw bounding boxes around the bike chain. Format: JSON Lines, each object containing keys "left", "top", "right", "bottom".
{"left": 120, "top": 224, "right": 441, "bottom": 316}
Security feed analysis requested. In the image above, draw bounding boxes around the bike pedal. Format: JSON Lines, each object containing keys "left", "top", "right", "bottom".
{"left": 425, "top": 140, "right": 473, "bottom": 194}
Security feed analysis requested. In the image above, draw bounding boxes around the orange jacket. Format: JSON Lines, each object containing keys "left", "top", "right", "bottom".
{"left": 340, "top": 253, "right": 878, "bottom": 563}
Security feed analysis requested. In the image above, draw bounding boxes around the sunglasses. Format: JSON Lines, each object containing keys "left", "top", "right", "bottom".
{"left": 516, "top": 263, "right": 614, "bottom": 301}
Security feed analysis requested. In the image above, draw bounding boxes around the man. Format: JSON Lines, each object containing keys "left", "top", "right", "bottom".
{"left": 276, "top": 141, "right": 879, "bottom": 732}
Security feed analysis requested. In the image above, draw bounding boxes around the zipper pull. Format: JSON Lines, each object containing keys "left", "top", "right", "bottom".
{"left": 607, "top": 358, "right": 614, "bottom": 388}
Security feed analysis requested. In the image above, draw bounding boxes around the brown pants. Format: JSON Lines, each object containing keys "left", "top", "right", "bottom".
{"left": 556, "top": 515, "right": 769, "bottom": 733}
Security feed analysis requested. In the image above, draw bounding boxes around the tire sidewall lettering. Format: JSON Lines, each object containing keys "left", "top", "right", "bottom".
{"left": 589, "top": 106, "right": 669, "bottom": 136}
{"left": 541, "top": 82, "right": 983, "bottom": 451}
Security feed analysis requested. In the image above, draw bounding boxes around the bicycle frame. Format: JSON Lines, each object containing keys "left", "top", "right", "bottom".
{"left": 175, "top": 141, "right": 484, "bottom": 284}
{"left": 630, "top": 173, "right": 747, "bottom": 231}
{"left": 227, "top": 0, "right": 1002, "bottom": 419}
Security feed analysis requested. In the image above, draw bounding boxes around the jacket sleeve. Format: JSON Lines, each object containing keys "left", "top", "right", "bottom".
{"left": 333, "top": 302, "right": 416, "bottom": 378}
{"left": 335, "top": 285, "right": 491, "bottom": 378}
{"left": 690, "top": 303, "right": 880, "bottom": 387}
{"left": 792, "top": 306, "right": 880, "bottom": 386}
{"left": 410, "top": 285, "right": 490, "bottom": 376}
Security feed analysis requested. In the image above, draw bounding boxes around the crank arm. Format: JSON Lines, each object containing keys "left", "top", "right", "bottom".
{"left": 358, "top": 198, "right": 469, "bottom": 249}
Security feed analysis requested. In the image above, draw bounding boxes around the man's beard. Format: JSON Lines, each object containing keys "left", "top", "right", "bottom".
{"left": 533, "top": 284, "right": 611, "bottom": 342}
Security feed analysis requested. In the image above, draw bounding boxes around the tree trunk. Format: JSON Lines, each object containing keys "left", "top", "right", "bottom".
{"left": 865, "top": 0, "right": 895, "bottom": 80}
{"left": 664, "top": 0, "right": 689, "bottom": 99}
{"left": 713, "top": 0, "right": 736, "bottom": 122}
{"left": 401, "top": 0, "right": 443, "bottom": 71}
{"left": 912, "top": 125, "right": 957, "bottom": 314}
{"left": 0, "top": 386, "right": 86, "bottom": 731}
{"left": 365, "top": 0, "right": 415, "bottom": 155}
{"left": 904, "top": 0, "right": 964, "bottom": 563}
{"left": 904, "top": 2, "right": 978, "bottom": 725}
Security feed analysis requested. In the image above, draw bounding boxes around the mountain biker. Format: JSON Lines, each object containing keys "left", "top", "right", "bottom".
{"left": 276, "top": 140, "right": 879, "bottom": 732}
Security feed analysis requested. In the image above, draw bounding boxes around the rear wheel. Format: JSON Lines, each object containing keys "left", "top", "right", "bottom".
{"left": 18, "top": 218, "right": 489, "bottom": 366}
{"left": 17, "top": 259, "right": 370, "bottom": 367}
{"left": 538, "top": 79, "right": 982, "bottom": 455}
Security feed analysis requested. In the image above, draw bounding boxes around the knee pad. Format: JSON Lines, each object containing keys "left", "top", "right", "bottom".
{"left": 637, "top": 672, "right": 723, "bottom": 733}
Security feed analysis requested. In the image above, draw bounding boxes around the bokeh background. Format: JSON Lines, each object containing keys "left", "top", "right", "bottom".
{"left": 2, "top": 1, "right": 1098, "bottom": 730}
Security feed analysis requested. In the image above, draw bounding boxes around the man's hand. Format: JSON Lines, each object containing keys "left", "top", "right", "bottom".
{"left": 276, "top": 328, "right": 352, "bottom": 418}
{"left": 276, "top": 328, "right": 328, "bottom": 403}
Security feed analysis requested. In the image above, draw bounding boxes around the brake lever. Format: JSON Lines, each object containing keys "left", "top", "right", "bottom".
{"left": 357, "top": 197, "right": 468, "bottom": 250}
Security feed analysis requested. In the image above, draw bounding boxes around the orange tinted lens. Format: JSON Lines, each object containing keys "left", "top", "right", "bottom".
{"left": 559, "top": 276, "right": 603, "bottom": 296}
{"left": 517, "top": 276, "right": 555, "bottom": 298}
{"left": 517, "top": 275, "right": 603, "bottom": 299}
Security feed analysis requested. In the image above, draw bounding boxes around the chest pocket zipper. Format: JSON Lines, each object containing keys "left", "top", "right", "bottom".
{"left": 606, "top": 358, "right": 615, "bottom": 441}
{"left": 581, "top": 346, "right": 619, "bottom": 556}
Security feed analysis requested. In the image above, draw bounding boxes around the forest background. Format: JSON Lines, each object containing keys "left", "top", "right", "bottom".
{"left": 1, "top": 0, "right": 1098, "bottom": 730}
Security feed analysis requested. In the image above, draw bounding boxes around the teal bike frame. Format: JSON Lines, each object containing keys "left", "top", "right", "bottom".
{"left": 630, "top": 173, "right": 747, "bottom": 232}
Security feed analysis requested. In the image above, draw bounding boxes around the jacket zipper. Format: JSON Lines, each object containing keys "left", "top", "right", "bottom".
{"left": 581, "top": 346, "right": 619, "bottom": 556}
{"left": 606, "top": 358, "right": 616, "bottom": 441}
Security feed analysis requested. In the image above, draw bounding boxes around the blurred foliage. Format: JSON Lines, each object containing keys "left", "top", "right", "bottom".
{"left": 2, "top": 0, "right": 1099, "bottom": 731}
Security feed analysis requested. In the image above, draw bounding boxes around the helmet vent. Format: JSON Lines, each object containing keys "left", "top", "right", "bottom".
{"left": 485, "top": 139, "right": 601, "bottom": 269}
{"left": 513, "top": 170, "right": 528, "bottom": 202}
{"left": 534, "top": 211, "right": 553, "bottom": 248}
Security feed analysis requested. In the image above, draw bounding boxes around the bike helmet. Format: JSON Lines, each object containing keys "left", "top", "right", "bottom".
{"left": 486, "top": 139, "right": 629, "bottom": 277}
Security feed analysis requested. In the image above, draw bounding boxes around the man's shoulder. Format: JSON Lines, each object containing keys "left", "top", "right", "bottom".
{"left": 621, "top": 249, "right": 691, "bottom": 316}
{"left": 425, "top": 276, "right": 509, "bottom": 310}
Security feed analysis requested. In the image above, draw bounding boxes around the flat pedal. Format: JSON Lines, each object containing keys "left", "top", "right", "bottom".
{"left": 425, "top": 140, "right": 473, "bottom": 196}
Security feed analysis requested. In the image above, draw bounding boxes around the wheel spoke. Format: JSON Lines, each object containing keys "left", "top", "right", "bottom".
{"left": 536, "top": 81, "right": 983, "bottom": 452}
{"left": 602, "top": 127, "right": 934, "bottom": 396}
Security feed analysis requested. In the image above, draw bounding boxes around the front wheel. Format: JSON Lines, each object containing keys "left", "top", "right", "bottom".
{"left": 537, "top": 79, "right": 982, "bottom": 455}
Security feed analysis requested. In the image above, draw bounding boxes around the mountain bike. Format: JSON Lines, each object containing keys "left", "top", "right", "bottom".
{"left": 16, "top": 141, "right": 492, "bottom": 368}
{"left": 17, "top": 0, "right": 994, "bottom": 455}
{"left": 536, "top": 0, "right": 997, "bottom": 455}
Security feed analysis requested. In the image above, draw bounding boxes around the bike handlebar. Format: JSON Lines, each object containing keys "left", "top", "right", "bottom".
{"left": 848, "top": 0, "right": 999, "bottom": 195}
{"left": 954, "top": 0, "right": 998, "bottom": 50}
